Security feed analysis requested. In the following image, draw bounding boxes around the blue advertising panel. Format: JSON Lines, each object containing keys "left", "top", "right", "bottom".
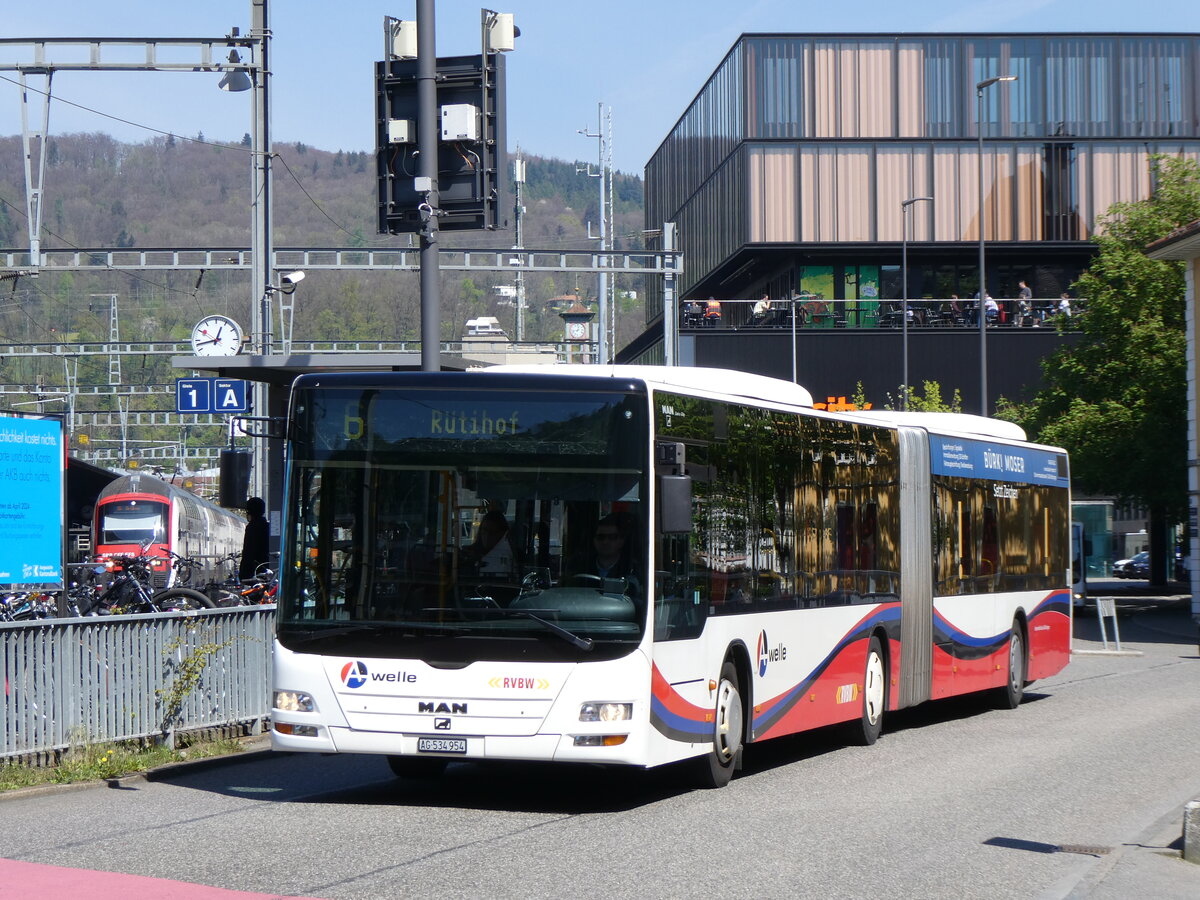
{"left": 0, "top": 413, "right": 65, "bottom": 586}
{"left": 929, "top": 434, "right": 1069, "bottom": 488}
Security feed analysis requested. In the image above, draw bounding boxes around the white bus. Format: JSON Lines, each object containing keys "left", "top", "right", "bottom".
{"left": 271, "top": 366, "right": 1072, "bottom": 787}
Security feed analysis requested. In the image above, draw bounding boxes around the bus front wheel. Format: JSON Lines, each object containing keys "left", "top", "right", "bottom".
{"left": 692, "top": 660, "right": 743, "bottom": 789}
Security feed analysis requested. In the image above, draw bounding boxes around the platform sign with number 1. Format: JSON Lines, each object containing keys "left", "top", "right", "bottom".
{"left": 176, "top": 379, "right": 213, "bottom": 413}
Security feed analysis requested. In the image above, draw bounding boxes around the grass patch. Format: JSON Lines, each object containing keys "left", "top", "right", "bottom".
{"left": 0, "top": 736, "right": 246, "bottom": 793}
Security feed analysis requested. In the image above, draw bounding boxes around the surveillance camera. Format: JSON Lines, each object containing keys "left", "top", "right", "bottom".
{"left": 278, "top": 270, "right": 305, "bottom": 294}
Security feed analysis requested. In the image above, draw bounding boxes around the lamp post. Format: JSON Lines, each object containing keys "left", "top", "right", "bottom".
{"left": 976, "top": 74, "right": 1017, "bottom": 417}
{"left": 901, "top": 195, "right": 932, "bottom": 411}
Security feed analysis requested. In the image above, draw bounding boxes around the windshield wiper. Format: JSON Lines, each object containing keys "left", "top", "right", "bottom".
{"left": 506, "top": 609, "right": 594, "bottom": 651}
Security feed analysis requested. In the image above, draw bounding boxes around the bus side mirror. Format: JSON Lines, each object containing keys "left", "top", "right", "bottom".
{"left": 658, "top": 474, "right": 692, "bottom": 534}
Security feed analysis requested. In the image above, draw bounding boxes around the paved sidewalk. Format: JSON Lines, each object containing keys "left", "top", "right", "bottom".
{"left": 0, "top": 856, "right": 328, "bottom": 900}
{"left": 1054, "top": 589, "right": 1200, "bottom": 898}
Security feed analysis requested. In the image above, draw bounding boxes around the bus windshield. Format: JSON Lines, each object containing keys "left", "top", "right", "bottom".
{"left": 279, "top": 384, "right": 649, "bottom": 663}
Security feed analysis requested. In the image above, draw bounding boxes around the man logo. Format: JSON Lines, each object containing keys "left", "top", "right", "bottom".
{"left": 341, "top": 660, "right": 368, "bottom": 689}
{"left": 434, "top": 718, "right": 451, "bottom": 730}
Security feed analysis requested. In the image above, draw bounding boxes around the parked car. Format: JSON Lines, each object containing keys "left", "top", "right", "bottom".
{"left": 1113, "top": 550, "right": 1149, "bottom": 579}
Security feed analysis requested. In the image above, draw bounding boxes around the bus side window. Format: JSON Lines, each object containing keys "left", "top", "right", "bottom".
{"left": 654, "top": 532, "right": 705, "bottom": 641}
{"left": 980, "top": 506, "right": 1000, "bottom": 589}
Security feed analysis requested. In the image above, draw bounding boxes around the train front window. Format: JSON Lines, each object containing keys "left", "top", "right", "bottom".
{"left": 100, "top": 501, "right": 167, "bottom": 545}
{"left": 279, "top": 386, "right": 648, "bottom": 663}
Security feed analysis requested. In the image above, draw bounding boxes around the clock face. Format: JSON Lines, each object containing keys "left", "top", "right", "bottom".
{"left": 191, "top": 315, "right": 243, "bottom": 356}
{"left": 567, "top": 321, "right": 587, "bottom": 340}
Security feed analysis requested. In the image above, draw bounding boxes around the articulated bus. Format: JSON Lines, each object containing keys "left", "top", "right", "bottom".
{"left": 271, "top": 366, "right": 1072, "bottom": 786}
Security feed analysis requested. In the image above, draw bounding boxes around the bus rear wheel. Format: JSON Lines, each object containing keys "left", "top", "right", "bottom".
{"left": 851, "top": 635, "right": 887, "bottom": 746}
{"left": 996, "top": 621, "right": 1026, "bottom": 709}
{"left": 693, "top": 660, "right": 742, "bottom": 789}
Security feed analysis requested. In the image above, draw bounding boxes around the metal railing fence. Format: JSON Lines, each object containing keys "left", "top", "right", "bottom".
{"left": 1, "top": 607, "right": 275, "bottom": 761}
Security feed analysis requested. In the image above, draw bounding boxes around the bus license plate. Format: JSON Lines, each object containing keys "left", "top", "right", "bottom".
{"left": 417, "top": 737, "right": 467, "bottom": 754}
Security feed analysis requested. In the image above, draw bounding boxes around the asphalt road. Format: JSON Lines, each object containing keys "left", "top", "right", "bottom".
{"left": 1, "top": 600, "right": 1197, "bottom": 899}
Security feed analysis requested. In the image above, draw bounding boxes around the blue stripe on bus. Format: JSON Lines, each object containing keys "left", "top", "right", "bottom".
{"left": 752, "top": 605, "right": 901, "bottom": 735}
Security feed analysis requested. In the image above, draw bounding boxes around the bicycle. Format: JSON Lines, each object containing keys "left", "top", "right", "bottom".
{"left": 0, "top": 590, "right": 58, "bottom": 621}
{"left": 210, "top": 557, "right": 277, "bottom": 607}
{"left": 79, "top": 552, "right": 215, "bottom": 614}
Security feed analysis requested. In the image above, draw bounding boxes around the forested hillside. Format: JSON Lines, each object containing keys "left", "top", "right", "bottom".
{"left": 0, "top": 132, "right": 646, "bottom": 351}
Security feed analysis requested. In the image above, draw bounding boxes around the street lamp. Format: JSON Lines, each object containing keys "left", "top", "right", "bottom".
{"left": 977, "top": 74, "right": 1017, "bottom": 416}
{"left": 901, "top": 195, "right": 932, "bottom": 411}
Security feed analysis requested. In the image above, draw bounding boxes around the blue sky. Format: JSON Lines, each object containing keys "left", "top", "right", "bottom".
{"left": 2, "top": 1, "right": 1197, "bottom": 175}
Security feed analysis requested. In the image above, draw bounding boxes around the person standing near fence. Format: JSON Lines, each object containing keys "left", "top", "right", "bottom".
{"left": 239, "top": 497, "right": 270, "bottom": 582}
{"left": 1016, "top": 280, "right": 1032, "bottom": 327}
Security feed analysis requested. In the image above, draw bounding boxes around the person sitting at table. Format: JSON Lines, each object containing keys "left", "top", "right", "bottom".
{"left": 703, "top": 297, "right": 722, "bottom": 327}
{"left": 750, "top": 294, "right": 773, "bottom": 326}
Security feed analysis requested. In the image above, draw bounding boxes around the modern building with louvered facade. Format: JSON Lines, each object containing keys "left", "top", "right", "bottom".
{"left": 625, "top": 33, "right": 1200, "bottom": 409}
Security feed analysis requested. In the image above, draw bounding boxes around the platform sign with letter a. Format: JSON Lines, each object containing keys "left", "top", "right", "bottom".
{"left": 176, "top": 378, "right": 250, "bottom": 414}
{"left": 213, "top": 378, "right": 250, "bottom": 413}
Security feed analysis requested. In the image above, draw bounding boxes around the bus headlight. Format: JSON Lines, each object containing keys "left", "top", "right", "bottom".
{"left": 274, "top": 690, "right": 315, "bottom": 713}
{"left": 572, "top": 734, "right": 628, "bottom": 747}
{"left": 579, "top": 702, "right": 632, "bottom": 722}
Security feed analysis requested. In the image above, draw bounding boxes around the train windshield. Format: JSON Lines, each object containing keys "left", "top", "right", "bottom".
{"left": 99, "top": 500, "right": 167, "bottom": 545}
{"left": 279, "top": 385, "right": 649, "bottom": 663}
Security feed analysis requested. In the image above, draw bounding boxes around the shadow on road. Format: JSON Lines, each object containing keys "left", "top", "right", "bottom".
{"left": 155, "top": 689, "right": 1060, "bottom": 815}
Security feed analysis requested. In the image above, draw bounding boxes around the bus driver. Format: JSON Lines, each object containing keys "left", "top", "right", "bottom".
{"left": 576, "top": 515, "right": 633, "bottom": 579}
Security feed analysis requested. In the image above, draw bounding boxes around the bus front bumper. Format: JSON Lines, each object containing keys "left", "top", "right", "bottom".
{"left": 271, "top": 723, "right": 643, "bottom": 765}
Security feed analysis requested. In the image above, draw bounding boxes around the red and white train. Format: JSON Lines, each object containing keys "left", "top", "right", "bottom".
{"left": 93, "top": 472, "right": 247, "bottom": 588}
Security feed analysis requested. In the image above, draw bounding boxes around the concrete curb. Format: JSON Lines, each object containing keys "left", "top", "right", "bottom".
{"left": 142, "top": 746, "right": 279, "bottom": 782}
{"left": 1185, "top": 800, "right": 1200, "bottom": 865}
{"left": 0, "top": 737, "right": 278, "bottom": 802}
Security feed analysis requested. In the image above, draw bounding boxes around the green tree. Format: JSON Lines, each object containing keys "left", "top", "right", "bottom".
{"left": 885, "top": 380, "right": 963, "bottom": 412}
{"left": 1008, "top": 155, "right": 1200, "bottom": 584}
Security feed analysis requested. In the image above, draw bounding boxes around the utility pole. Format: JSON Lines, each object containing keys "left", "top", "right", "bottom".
{"left": 513, "top": 152, "right": 526, "bottom": 341}
{"left": 417, "top": 0, "right": 441, "bottom": 372}
{"left": 248, "top": 0, "right": 272, "bottom": 503}
{"left": 604, "top": 106, "right": 615, "bottom": 359}
{"left": 579, "top": 103, "right": 610, "bottom": 363}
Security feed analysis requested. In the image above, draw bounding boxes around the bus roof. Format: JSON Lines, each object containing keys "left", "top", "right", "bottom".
{"left": 849, "top": 410, "right": 1028, "bottom": 442}
{"left": 480, "top": 364, "right": 816, "bottom": 408}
